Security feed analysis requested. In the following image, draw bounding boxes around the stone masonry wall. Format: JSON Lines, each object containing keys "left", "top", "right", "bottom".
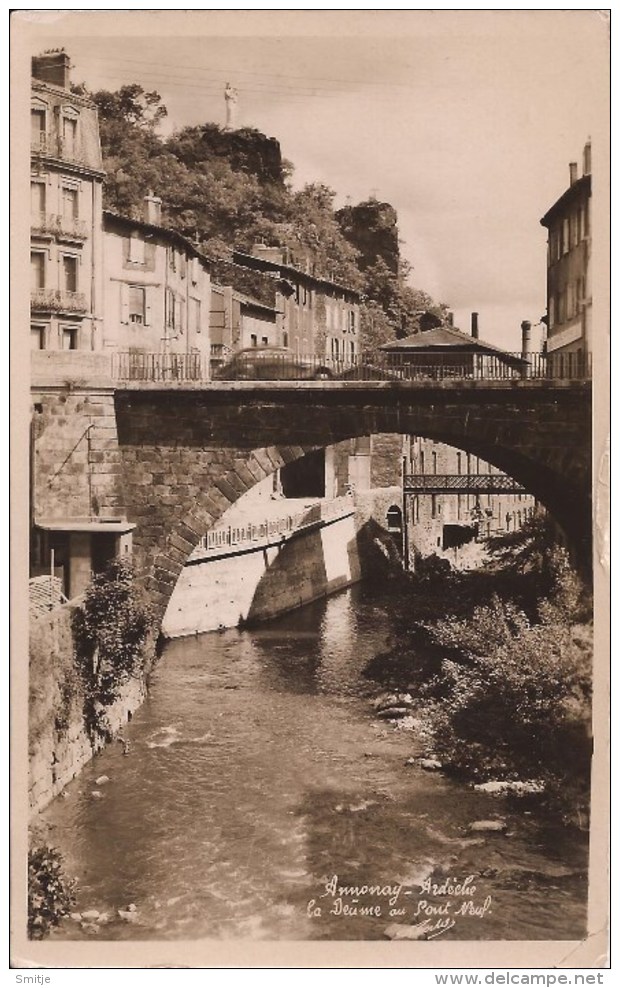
{"left": 29, "top": 604, "right": 146, "bottom": 815}
{"left": 32, "top": 388, "right": 124, "bottom": 523}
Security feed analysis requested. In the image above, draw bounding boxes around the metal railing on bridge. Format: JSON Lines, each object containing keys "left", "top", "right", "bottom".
{"left": 403, "top": 473, "right": 527, "bottom": 495}
{"left": 111, "top": 349, "right": 592, "bottom": 384}
{"left": 188, "top": 495, "right": 353, "bottom": 561}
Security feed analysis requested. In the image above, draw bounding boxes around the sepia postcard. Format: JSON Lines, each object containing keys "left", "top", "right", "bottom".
{"left": 10, "top": 8, "right": 611, "bottom": 971}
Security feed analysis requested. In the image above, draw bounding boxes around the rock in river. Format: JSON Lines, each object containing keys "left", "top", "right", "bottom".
{"left": 468, "top": 819, "right": 507, "bottom": 833}
{"left": 419, "top": 758, "right": 442, "bottom": 771}
{"left": 377, "top": 706, "right": 410, "bottom": 720}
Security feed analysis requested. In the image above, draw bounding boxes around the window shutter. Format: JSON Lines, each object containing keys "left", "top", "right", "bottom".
{"left": 144, "top": 288, "right": 152, "bottom": 326}
{"left": 120, "top": 283, "right": 129, "bottom": 324}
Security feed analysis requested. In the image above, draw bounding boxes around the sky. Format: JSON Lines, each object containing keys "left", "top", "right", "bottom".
{"left": 22, "top": 9, "right": 609, "bottom": 351}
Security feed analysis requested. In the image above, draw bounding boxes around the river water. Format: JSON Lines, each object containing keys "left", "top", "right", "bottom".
{"left": 42, "top": 583, "right": 589, "bottom": 942}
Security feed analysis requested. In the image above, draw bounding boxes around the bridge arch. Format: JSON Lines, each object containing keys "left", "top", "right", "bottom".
{"left": 113, "top": 382, "right": 591, "bottom": 629}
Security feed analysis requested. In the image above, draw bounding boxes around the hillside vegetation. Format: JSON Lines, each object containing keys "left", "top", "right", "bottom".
{"left": 75, "top": 81, "right": 447, "bottom": 347}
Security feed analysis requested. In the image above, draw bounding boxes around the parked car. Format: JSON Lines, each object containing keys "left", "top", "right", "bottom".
{"left": 213, "top": 346, "right": 333, "bottom": 381}
{"left": 336, "top": 360, "right": 404, "bottom": 381}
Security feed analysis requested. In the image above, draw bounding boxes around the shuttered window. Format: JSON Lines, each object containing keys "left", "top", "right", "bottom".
{"left": 129, "top": 286, "right": 146, "bottom": 324}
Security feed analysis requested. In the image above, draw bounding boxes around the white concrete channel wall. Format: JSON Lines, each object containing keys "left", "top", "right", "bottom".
{"left": 162, "top": 496, "right": 361, "bottom": 638}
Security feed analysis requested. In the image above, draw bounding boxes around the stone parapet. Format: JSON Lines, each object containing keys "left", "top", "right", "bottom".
{"left": 31, "top": 350, "right": 113, "bottom": 389}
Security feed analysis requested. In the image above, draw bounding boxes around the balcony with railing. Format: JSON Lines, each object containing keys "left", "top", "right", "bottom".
{"left": 31, "top": 288, "right": 88, "bottom": 313}
{"left": 31, "top": 212, "right": 89, "bottom": 241}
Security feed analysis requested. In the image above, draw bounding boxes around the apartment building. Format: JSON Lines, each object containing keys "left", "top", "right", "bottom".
{"left": 540, "top": 142, "right": 592, "bottom": 365}
{"left": 30, "top": 51, "right": 105, "bottom": 352}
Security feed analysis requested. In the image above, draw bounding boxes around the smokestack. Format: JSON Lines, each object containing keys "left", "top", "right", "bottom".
{"left": 569, "top": 162, "right": 579, "bottom": 185}
{"left": 143, "top": 193, "right": 162, "bottom": 225}
{"left": 471, "top": 312, "right": 479, "bottom": 339}
{"left": 447, "top": 311, "right": 454, "bottom": 326}
{"left": 521, "top": 320, "right": 532, "bottom": 378}
{"left": 32, "top": 51, "right": 71, "bottom": 89}
{"left": 583, "top": 140, "right": 592, "bottom": 176}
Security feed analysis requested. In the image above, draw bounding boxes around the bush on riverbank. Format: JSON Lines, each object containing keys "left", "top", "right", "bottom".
{"left": 72, "top": 559, "right": 153, "bottom": 741}
{"left": 28, "top": 842, "right": 76, "bottom": 939}
{"left": 364, "top": 520, "right": 593, "bottom": 823}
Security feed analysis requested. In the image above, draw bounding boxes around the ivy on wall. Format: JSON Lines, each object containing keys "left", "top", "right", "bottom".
{"left": 72, "top": 559, "right": 153, "bottom": 742}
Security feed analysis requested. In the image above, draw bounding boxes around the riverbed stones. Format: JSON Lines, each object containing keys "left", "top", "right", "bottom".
{"left": 95, "top": 775, "right": 110, "bottom": 786}
{"left": 419, "top": 758, "right": 442, "bottom": 771}
{"left": 376, "top": 706, "right": 409, "bottom": 719}
{"left": 467, "top": 819, "right": 507, "bottom": 833}
{"left": 118, "top": 907, "right": 139, "bottom": 923}
{"left": 373, "top": 692, "right": 413, "bottom": 714}
{"left": 473, "top": 780, "right": 543, "bottom": 795}
{"left": 90, "top": 790, "right": 103, "bottom": 799}
{"left": 81, "top": 909, "right": 101, "bottom": 921}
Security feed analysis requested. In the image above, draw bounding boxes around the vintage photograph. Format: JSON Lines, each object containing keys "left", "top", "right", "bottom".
{"left": 13, "top": 8, "right": 609, "bottom": 967}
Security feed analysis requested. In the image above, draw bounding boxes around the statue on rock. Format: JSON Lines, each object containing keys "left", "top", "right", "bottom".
{"left": 224, "top": 83, "right": 238, "bottom": 130}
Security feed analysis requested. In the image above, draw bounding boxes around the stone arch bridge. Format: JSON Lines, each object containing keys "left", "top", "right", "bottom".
{"left": 32, "top": 375, "right": 591, "bottom": 632}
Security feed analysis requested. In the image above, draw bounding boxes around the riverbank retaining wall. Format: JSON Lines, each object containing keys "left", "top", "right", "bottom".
{"left": 29, "top": 603, "right": 146, "bottom": 815}
{"left": 162, "top": 509, "right": 362, "bottom": 637}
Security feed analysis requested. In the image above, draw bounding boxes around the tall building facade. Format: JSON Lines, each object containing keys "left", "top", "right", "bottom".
{"left": 30, "top": 51, "right": 105, "bottom": 353}
{"left": 102, "top": 206, "right": 212, "bottom": 373}
{"left": 540, "top": 142, "right": 592, "bottom": 365}
{"left": 405, "top": 437, "right": 536, "bottom": 562}
{"left": 233, "top": 247, "right": 360, "bottom": 366}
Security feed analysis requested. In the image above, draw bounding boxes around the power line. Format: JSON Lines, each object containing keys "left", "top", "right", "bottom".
{"left": 74, "top": 67, "right": 399, "bottom": 107}
{"left": 74, "top": 51, "right": 416, "bottom": 93}
{"left": 79, "top": 71, "right": 353, "bottom": 107}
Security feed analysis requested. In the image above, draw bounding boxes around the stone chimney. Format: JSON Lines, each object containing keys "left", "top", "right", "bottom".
{"left": 446, "top": 311, "right": 454, "bottom": 326}
{"left": 583, "top": 140, "right": 592, "bottom": 176}
{"left": 521, "top": 320, "right": 532, "bottom": 377}
{"left": 143, "top": 193, "right": 162, "bottom": 225}
{"left": 471, "top": 312, "right": 479, "bottom": 339}
{"left": 32, "top": 50, "right": 71, "bottom": 89}
{"left": 569, "top": 162, "right": 579, "bottom": 185}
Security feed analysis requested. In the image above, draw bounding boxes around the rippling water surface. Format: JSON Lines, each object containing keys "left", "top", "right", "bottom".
{"left": 41, "top": 584, "right": 589, "bottom": 941}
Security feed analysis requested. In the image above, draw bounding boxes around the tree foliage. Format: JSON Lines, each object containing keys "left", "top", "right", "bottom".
{"left": 28, "top": 844, "right": 76, "bottom": 939}
{"left": 363, "top": 519, "right": 593, "bottom": 824}
{"left": 82, "top": 81, "right": 449, "bottom": 347}
{"left": 72, "top": 559, "right": 153, "bottom": 740}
